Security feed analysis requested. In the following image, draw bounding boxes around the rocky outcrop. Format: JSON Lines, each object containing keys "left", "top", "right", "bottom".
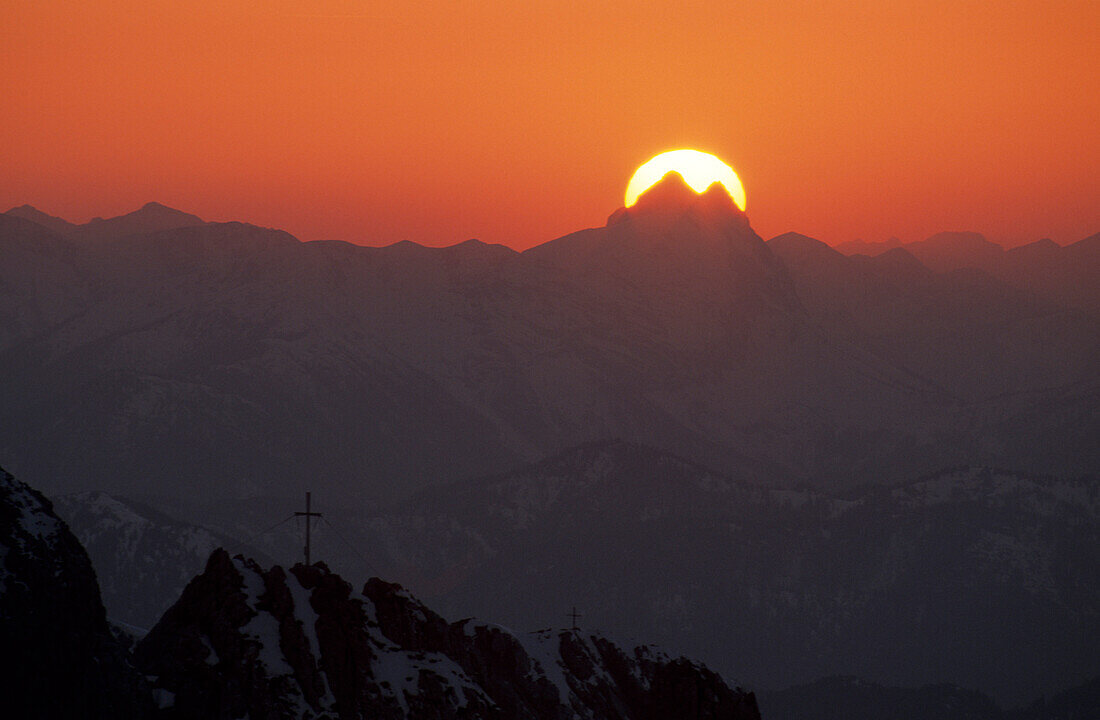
{"left": 136, "top": 548, "right": 760, "bottom": 719}
{"left": 0, "top": 465, "right": 152, "bottom": 719}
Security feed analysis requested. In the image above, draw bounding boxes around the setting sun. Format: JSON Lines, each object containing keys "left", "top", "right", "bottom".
{"left": 625, "top": 149, "right": 746, "bottom": 211}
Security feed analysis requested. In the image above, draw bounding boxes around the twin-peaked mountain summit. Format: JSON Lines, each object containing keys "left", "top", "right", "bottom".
{"left": 5, "top": 200, "right": 205, "bottom": 240}
{"left": 529, "top": 172, "right": 799, "bottom": 317}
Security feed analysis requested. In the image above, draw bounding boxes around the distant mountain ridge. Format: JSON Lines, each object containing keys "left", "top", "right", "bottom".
{"left": 1, "top": 184, "right": 1097, "bottom": 504}
{"left": 4, "top": 201, "right": 206, "bottom": 241}
{"left": 4, "top": 204, "right": 80, "bottom": 235}
{"left": 830, "top": 230, "right": 1100, "bottom": 315}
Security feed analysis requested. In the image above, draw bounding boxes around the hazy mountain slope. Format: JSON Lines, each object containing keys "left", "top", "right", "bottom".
{"left": 995, "top": 233, "right": 1100, "bottom": 317}
{"left": 834, "top": 232, "right": 1002, "bottom": 270}
{"left": 0, "top": 221, "right": 522, "bottom": 501}
{"left": 0, "top": 215, "right": 94, "bottom": 349}
{"left": 4, "top": 202, "right": 205, "bottom": 242}
{"left": 769, "top": 231, "right": 1099, "bottom": 400}
{"left": 135, "top": 548, "right": 762, "bottom": 720}
{"left": 54, "top": 491, "right": 273, "bottom": 629}
{"left": 359, "top": 443, "right": 1100, "bottom": 704}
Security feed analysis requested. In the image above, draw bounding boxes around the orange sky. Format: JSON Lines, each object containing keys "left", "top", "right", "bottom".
{"left": 2, "top": 1, "right": 1097, "bottom": 250}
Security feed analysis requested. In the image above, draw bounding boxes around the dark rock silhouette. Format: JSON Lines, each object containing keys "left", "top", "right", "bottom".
{"left": 0, "top": 465, "right": 153, "bottom": 719}
{"left": 135, "top": 548, "right": 761, "bottom": 719}
{"left": 1008, "top": 675, "right": 1100, "bottom": 720}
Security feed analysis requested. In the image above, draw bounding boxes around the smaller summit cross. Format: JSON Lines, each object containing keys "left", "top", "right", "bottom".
{"left": 294, "top": 492, "right": 323, "bottom": 566}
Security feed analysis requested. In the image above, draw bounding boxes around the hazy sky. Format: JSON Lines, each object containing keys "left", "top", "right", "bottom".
{"left": 2, "top": 1, "right": 1097, "bottom": 249}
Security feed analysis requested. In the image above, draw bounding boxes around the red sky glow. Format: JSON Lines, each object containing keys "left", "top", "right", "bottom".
{"left": 2, "top": 1, "right": 1097, "bottom": 250}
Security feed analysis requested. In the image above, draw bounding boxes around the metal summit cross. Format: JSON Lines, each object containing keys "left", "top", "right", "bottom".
{"left": 294, "top": 492, "right": 323, "bottom": 566}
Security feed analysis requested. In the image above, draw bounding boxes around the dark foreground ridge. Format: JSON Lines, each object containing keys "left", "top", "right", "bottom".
{"left": 135, "top": 548, "right": 761, "bottom": 719}
{"left": 1, "top": 464, "right": 757, "bottom": 719}
{"left": 0, "top": 465, "right": 152, "bottom": 719}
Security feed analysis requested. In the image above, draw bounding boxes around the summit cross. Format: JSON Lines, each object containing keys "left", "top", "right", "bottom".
{"left": 294, "top": 491, "right": 323, "bottom": 565}
{"left": 567, "top": 606, "right": 582, "bottom": 632}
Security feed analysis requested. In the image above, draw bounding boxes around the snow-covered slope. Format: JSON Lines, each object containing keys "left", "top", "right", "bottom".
{"left": 135, "top": 548, "right": 761, "bottom": 720}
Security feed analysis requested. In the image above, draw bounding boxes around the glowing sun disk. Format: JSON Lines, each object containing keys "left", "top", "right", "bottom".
{"left": 625, "top": 149, "right": 746, "bottom": 211}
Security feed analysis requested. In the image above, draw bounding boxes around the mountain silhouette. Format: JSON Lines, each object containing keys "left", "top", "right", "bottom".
{"left": 837, "top": 231, "right": 1005, "bottom": 272}
{"left": 904, "top": 231, "right": 1005, "bottom": 273}
{"left": 3, "top": 201, "right": 207, "bottom": 243}
{"left": 526, "top": 170, "right": 798, "bottom": 315}
{"left": 76, "top": 201, "right": 205, "bottom": 241}
{"left": 835, "top": 230, "right": 1100, "bottom": 316}
{"left": 3, "top": 204, "right": 79, "bottom": 235}
{"left": 0, "top": 203, "right": 1096, "bottom": 504}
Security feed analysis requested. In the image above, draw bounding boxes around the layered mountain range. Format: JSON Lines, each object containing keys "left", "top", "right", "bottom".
{"left": 2, "top": 175, "right": 1097, "bottom": 504}
{"left": 835, "top": 231, "right": 1100, "bottom": 317}
{"left": 3, "top": 175, "right": 1098, "bottom": 709}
